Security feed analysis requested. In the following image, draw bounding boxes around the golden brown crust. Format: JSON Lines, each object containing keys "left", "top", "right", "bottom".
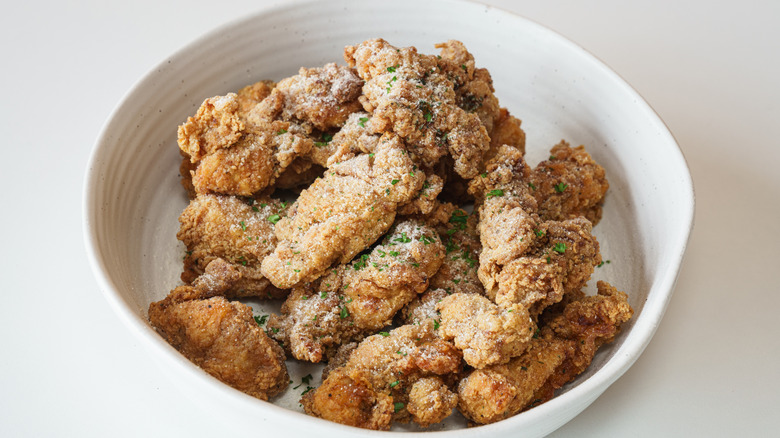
{"left": 148, "top": 293, "right": 288, "bottom": 400}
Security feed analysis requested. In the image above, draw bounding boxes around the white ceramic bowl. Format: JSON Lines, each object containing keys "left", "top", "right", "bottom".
{"left": 83, "top": 0, "right": 694, "bottom": 436}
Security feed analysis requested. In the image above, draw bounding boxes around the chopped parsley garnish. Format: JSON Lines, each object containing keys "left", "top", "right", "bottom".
{"left": 239, "top": 220, "right": 247, "bottom": 231}
{"left": 424, "top": 111, "right": 433, "bottom": 122}
{"left": 486, "top": 189, "right": 504, "bottom": 199}
{"left": 268, "top": 214, "right": 281, "bottom": 224}
{"left": 394, "top": 402, "right": 405, "bottom": 413}
{"left": 387, "top": 65, "right": 399, "bottom": 73}
{"left": 320, "top": 291, "right": 328, "bottom": 299}
{"left": 554, "top": 182, "right": 568, "bottom": 193}
{"left": 339, "top": 306, "right": 350, "bottom": 319}
{"left": 314, "top": 133, "right": 333, "bottom": 147}
{"left": 391, "top": 179, "right": 399, "bottom": 185}
{"left": 393, "top": 232, "right": 412, "bottom": 243}
{"left": 448, "top": 210, "right": 468, "bottom": 230}
{"left": 534, "top": 229, "right": 545, "bottom": 237}
{"left": 597, "top": 260, "right": 612, "bottom": 268}
{"left": 389, "top": 251, "right": 400, "bottom": 257}
{"left": 253, "top": 314, "right": 268, "bottom": 326}
{"left": 528, "top": 182, "right": 537, "bottom": 191}
{"left": 433, "top": 319, "right": 440, "bottom": 330}
{"left": 553, "top": 242, "right": 567, "bottom": 254}
{"left": 358, "top": 117, "right": 369, "bottom": 127}
{"left": 379, "top": 331, "right": 390, "bottom": 337}
{"left": 389, "top": 380, "right": 399, "bottom": 388}
{"left": 276, "top": 129, "right": 287, "bottom": 135}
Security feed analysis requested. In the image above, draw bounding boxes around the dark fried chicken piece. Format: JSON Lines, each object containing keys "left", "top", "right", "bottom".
{"left": 457, "top": 281, "right": 633, "bottom": 424}
{"left": 260, "top": 136, "right": 425, "bottom": 289}
{"left": 344, "top": 38, "right": 490, "bottom": 179}
{"left": 302, "top": 321, "right": 462, "bottom": 430}
{"left": 267, "top": 220, "right": 444, "bottom": 362}
{"left": 530, "top": 141, "right": 609, "bottom": 225}
{"left": 148, "top": 292, "right": 288, "bottom": 401}
{"left": 436, "top": 293, "right": 534, "bottom": 369}
{"left": 177, "top": 194, "right": 288, "bottom": 298}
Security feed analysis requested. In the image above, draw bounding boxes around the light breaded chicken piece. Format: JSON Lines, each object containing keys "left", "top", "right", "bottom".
{"left": 251, "top": 62, "right": 363, "bottom": 134}
{"left": 302, "top": 321, "right": 462, "bottom": 430}
{"left": 469, "top": 146, "right": 601, "bottom": 316}
{"left": 148, "top": 292, "right": 288, "bottom": 401}
{"left": 260, "top": 136, "right": 425, "bottom": 289}
{"left": 530, "top": 141, "right": 609, "bottom": 225}
{"left": 344, "top": 38, "right": 490, "bottom": 179}
{"left": 267, "top": 220, "right": 445, "bottom": 362}
{"left": 430, "top": 206, "right": 484, "bottom": 295}
{"left": 177, "top": 194, "right": 289, "bottom": 298}
{"left": 457, "top": 281, "right": 633, "bottom": 424}
{"left": 495, "top": 216, "right": 601, "bottom": 316}
{"left": 436, "top": 293, "right": 534, "bottom": 369}
{"left": 320, "top": 111, "right": 381, "bottom": 167}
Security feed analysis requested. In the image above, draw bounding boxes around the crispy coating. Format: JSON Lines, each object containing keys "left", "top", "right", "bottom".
{"left": 252, "top": 63, "right": 363, "bottom": 133}
{"left": 496, "top": 217, "right": 601, "bottom": 315}
{"left": 457, "top": 281, "right": 633, "bottom": 424}
{"left": 344, "top": 38, "right": 490, "bottom": 179}
{"left": 302, "top": 321, "right": 462, "bottom": 430}
{"left": 177, "top": 194, "right": 288, "bottom": 298}
{"left": 267, "top": 220, "right": 445, "bottom": 362}
{"left": 260, "top": 136, "right": 425, "bottom": 289}
{"left": 178, "top": 93, "right": 245, "bottom": 162}
{"left": 148, "top": 293, "right": 288, "bottom": 401}
{"left": 430, "top": 207, "right": 484, "bottom": 296}
{"left": 437, "top": 293, "right": 534, "bottom": 369}
{"left": 530, "top": 141, "right": 609, "bottom": 225}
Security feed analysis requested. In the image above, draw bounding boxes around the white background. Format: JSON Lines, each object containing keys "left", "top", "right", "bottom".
{"left": 2, "top": 0, "right": 779, "bottom": 436}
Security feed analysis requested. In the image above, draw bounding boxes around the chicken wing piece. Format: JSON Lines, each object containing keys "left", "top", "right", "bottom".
{"left": 456, "top": 281, "right": 633, "bottom": 424}
{"left": 530, "top": 141, "right": 609, "bottom": 225}
{"left": 177, "top": 194, "right": 289, "bottom": 298}
{"left": 148, "top": 292, "right": 289, "bottom": 401}
{"left": 344, "top": 38, "right": 490, "bottom": 179}
{"left": 267, "top": 220, "right": 445, "bottom": 362}
{"left": 302, "top": 321, "right": 462, "bottom": 430}
{"left": 260, "top": 136, "right": 425, "bottom": 289}
{"left": 436, "top": 293, "right": 534, "bottom": 369}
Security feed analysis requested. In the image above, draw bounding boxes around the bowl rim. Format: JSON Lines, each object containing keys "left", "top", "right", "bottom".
{"left": 82, "top": 0, "right": 695, "bottom": 434}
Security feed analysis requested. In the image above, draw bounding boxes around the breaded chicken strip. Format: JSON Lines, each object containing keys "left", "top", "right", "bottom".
{"left": 457, "top": 281, "right": 633, "bottom": 424}
{"left": 302, "top": 321, "right": 462, "bottom": 430}
{"left": 148, "top": 291, "right": 288, "bottom": 401}
{"left": 344, "top": 38, "right": 490, "bottom": 179}
{"left": 267, "top": 220, "right": 444, "bottom": 362}
{"left": 177, "top": 194, "right": 289, "bottom": 298}
{"left": 530, "top": 141, "right": 609, "bottom": 225}
{"left": 260, "top": 136, "right": 425, "bottom": 288}
{"left": 436, "top": 293, "right": 534, "bottom": 369}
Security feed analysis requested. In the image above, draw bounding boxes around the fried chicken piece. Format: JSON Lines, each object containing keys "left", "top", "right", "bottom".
{"left": 344, "top": 38, "right": 490, "bottom": 179}
{"left": 251, "top": 63, "right": 363, "bottom": 134}
{"left": 487, "top": 107, "right": 526, "bottom": 158}
{"left": 178, "top": 93, "right": 246, "bottom": 162}
{"left": 236, "top": 80, "right": 275, "bottom": 114}
{"left": 495, "top": 217, "right": 601, "bottom": 315}
{"left": 469, "top": 146, "right": 601, "bottom": 315}
{"left": 530, "top": 141, "right": 609, "bottom": 225}
{"left": 191, "top": 119, "right": 313, "bottom": 196}
{"left": 468, "top": 146, "right": 540, "bottom": 298}
{"left": 436, "top": 293, "right": 534, "bottom": 369}
{"left": 260, "top": 136, "right": 425, "bottom": 289}
{"left": 177, "top": 194, "right": 288, "bottom": 298}
{"left": 320, "top": 111, "right": 381, "bottom": 167}
{"left": 396, "top": 172, "right": 444, "bottom": 216}
{"left": 457, "top": 281, "right": 633, "bottom": 424}
{"left": 302, "top": 321, "right": 462, "bottom": 430}
{"left": 430, "top": 207, "right": 484, "bottom": 296}
{"left": 148, "top": 292, "right": 288, "bottom": 401}
{"left": 267, "top": 220, "right": 445, "bottom": 362}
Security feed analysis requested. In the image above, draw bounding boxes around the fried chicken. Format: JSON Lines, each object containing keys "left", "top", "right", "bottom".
{"left": 436, "top": 293, "right": 534, "bottom": 369}
{"left": 530, "top": 141, "right": 609, "bottom": 225}
{"left": 267, "top": 220, "right": 445, "bottom": 362}
{"left": 177, "top": 194, "right": 288, "bottom": 298}
{"left": 148, "top": 291, "right": 288, "bottom": 401}
{"left": 457, "top": 281, "right": 633, "bottom": 424}
{"left": 260, "top": 136, "right": 425, "bottom": 289}
{"left": 344, "top": 38, "right": 490, "bottom": 179}
{"left": 302, "top": 321, "right": 462, "bottom": 430}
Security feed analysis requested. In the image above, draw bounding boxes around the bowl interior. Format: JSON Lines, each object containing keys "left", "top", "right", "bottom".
{"left": 84, "top": 0, "right": 693, "bottom": 435}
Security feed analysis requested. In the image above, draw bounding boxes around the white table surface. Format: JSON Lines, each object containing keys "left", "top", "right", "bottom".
{"left": 2, "top": 0, "right": 778, "bottom": 436}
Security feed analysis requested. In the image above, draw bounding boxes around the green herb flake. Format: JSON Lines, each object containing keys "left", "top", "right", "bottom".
{"left": 358, "top": 117, "right": 369, "bottom": 128}
{"left": 379, "top": 331, "right": 390, "bottom": 337}
{"left": 389, "top": 380, "right": 399, "bottom": 388}
{"left": 486, "top": 189, "right": 504, "bottom": 199}
{"left": 276, "top": 129, "right": 288, "bottom": 135}
{"left": 553, "top": 242, "right": 567, "bottom": 254}
{"left": 339, "top": 306, "right": 350, "bottom": 319}
{"left": 253, "top": 314, "right": 268, "bottom": 326}
{"left": 554, "top": 182, "right": 568, "bottom": 193}
{"left": 391, "top": 179, "right": 400, "bottom": 185}
{"left": 394, "top": 402, "right": 405, "bottom": 413}
{"left": 528, "top": 182, "right": 537, "bottom": 191}
{"left": 239, "top": 220, "right": 247, "bottom": 231}
{"left": 268, "top": 214, "right": 281, "bottom": 224}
